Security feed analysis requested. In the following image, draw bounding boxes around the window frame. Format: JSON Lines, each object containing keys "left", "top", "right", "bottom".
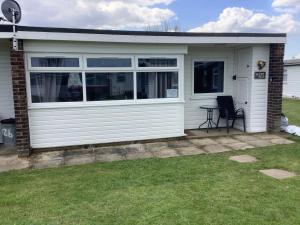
{"left": 84, "top": 54, "right": 134, "bottom": 71}
{"left": 192, "top": 58, "right": 227, "bottom": 99}
{"left": 26, "top": 53, "right": 184, "bottom": 109}
{"left": 27, "top": 53, "right": 83, "bottom": 71}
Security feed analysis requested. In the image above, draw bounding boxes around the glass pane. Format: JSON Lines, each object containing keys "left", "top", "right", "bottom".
{"left": 194, "top": 61, "right": 224, "bottom": 93}
{"left": 30, "top": 73, "right": 83, "bottom": 103}
{"left": 86, "top": 73, "right": 134, "bottom": 101}
{"left": 138, "top": 58, "right": 177, "bottom": 67}
{"left": 137, "top": 72, "right": 178, "bottom": 99}
{"left": 31, "top": 57, "right": 79, "bottom": 67}
{"left": 87, "top": 58, "right": 132, "bottom": 67}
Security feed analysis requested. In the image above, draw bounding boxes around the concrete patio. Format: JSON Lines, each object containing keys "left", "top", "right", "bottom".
{"left": 0, "top": 133, "right": 294, "bottom": 173}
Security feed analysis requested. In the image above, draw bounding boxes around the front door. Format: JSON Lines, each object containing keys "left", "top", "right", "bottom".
{"left": 236, "top": 77, "right": 248, "bottom": 110}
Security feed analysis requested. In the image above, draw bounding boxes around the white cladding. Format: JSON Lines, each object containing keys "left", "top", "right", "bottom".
{"left": 184, "top": 45, "right": 269, "bottom": 133}
{"left": 0, "top": 41, "right": 14, "bottom": 120}
{"left": 283, "top": 65, "right": 300, "bottom": 98}
{"left": 25, "top": 41, "right": 185, "bottom": 148}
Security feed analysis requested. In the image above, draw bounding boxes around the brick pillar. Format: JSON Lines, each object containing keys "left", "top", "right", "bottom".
{"left": 10, "top": 40, "right": 31, "bottom": 157}
{"left": 267, "top": 43, "right": 285, "bottom": 131}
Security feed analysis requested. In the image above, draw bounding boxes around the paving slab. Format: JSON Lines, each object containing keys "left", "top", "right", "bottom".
{"left": 30, "top": 151, "right": 64, "bottom": 169}
{"left": 203, "top": 144, "right": 231, "bottom": 153}
{"left": 144, "top": 142, "right": 168, "bottom": 151}
{"left": 96, "top": 153, "right": 125, "bottom": 162}
{"left": 176, "top": 146, "right": 206, "bottom": 156}
{"left": 233, "top": 135, "right": 259, "bottom": 142}
{"left": 215, "top": 137, "right": 240, "bottom": 145}
{"left": 259, "top": 169, "right": 296, "bottom": 180}
{"left": 167, "top": 140, "right": 194, "bottom": 148}
{"left": 254, "top": 134, "right": 283, "bottom": 140}
{"left": 189, "top": 138, "right": 217, "bottom": 146}
{"left": 64, "top": 149, "right": 95, "bottom": 166}
{"left": 229, "top": 155, "right": 258, "bottom": 163}
{"left": 246, "top": 139, "right": 273, "bottom": 148}
{"left": 151, "top": 147, "right": 179, "bottom": 158}
{"left": 225, "top": 142, "right": 255, "bottom": 150}
{"left": 269, "top": 138, "right": 294, "bottom": 145}
{"left": 0, "top": 155, "right": 29, "bottom": 172}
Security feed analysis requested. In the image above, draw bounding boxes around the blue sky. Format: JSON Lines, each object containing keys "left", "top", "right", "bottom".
{"left": 14, "top": 0, "right": 300, "bottom": 59}
{"left": 168, "top": 0, "right": 300, "bottom": 58}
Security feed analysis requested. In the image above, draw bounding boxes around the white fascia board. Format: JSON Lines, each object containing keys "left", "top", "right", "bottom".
{"left": 16, "top": 31, "right": 286, "bottom": 44}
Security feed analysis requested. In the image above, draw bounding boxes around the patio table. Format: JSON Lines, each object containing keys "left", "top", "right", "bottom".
{"left": 199, "top": 105, "right": 220, "bottom": 133}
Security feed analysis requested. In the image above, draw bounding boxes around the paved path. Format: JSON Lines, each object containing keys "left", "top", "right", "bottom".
{"left": 0, "top": 133, "right": 294, "bottom": 173}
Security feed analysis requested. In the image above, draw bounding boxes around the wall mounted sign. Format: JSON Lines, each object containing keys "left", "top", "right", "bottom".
{"left": 254, "top": 71, "right": 266, "bottom": 79}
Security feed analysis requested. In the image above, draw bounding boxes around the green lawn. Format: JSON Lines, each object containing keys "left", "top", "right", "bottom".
{"left": 0, "top": 141, "right": 300, "bottom": 225}
{"left": 283, "top": 98, "right": 300, "bottom": 126}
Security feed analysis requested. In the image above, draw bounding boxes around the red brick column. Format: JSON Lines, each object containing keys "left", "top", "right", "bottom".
{"left": 267, "top": 44, "right": 285, "bottom": 131}
{"left": 10, "top": 40, "right": 31, "bottom": 157}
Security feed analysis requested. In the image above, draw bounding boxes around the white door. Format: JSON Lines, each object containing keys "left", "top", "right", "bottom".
{"left": 236, "top": 77, "right": 249, "bottom": 110}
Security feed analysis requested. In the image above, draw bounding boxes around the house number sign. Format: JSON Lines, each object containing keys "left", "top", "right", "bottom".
{"left": 254, "top": 71, "right": 266, "bottom": 79}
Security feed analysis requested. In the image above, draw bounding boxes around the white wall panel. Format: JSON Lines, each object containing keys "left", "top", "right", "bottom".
{"left": 29, "top": 103, "right": 184, "bottom": 148}
{"left": 283, "top": 65, "right": 300, "bottom": 98}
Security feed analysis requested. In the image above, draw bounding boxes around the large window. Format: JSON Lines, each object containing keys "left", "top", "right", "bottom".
{"left": 137, "top": 72, "right": 178, "bottom": 99}
{"left": 86, "top": 73, "right": 134, "bottom": 101}
{"left": 28, "top": 54, "right": 181, "bottom": 105}
{"left": 194, "top": 61, "right": 224, "bottom": 94}
{"left": 30, "top": 73, "right": 83, "bottom": 103}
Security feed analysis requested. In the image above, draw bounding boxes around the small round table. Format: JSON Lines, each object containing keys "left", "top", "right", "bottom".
{"left": 199, "top": 105, "right": 220, "bottom": 133}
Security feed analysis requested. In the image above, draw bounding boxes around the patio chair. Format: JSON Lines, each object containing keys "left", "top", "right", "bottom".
{"left": 216, "top": 96, "right": 246, "bottom": 133}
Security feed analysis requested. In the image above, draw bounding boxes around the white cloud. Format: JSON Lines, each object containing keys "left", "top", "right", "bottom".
{"left": 272, "top": 0, "right": 300, "bottom": 13}
{"left": 17, "top": 0, "right": 176, "bottom": 29}
{"left": 189, "top": 7, "right": 300, "bottom": 33}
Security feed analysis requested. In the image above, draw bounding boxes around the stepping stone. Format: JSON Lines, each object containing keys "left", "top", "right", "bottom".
{"left": 151, "top": 147, "right": 179, "bottom": 158}
{"left": 30, "top": 151, "right": 64, "bottom": 169}
{"left": 203, "top": 144, "right": 231, "bottom": 153}
{"left": 225, "top": 142, "right": 255, "bottom": 150}
{"left": 229, "top": 155, "right": 258, "bottom": 163}
{"left": 215, "top": 137, "right": 240, "bottom": 145}
{"left": 259, "top": 169, "right": 296, "bottom": 180}
{"left": 176, "top": 146, "right": 205, "bottom": 156}
{"left": 189, "top": 138, "right": 217, "bottom": 146}
{"left": 269, "top": 138, "right": 294, "bottom": 145}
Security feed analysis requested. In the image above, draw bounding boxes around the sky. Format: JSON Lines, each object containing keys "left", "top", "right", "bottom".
{"left": 9, "top": 0, "right": 300, "bottom": 59}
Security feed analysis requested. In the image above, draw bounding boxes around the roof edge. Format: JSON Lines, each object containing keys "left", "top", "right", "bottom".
{"left": 0, "top": 25, "right": 287, "bottom": 38}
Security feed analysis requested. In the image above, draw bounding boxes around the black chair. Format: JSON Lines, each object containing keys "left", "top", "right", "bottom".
{"left": 216, "top": 96, "right": 246, "bottom": 133}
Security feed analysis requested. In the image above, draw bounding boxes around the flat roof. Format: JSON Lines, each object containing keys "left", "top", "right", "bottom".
{"left": 0, "top": 25, "right": 287, "bottom": 44}
{"left": 284, "top": 59, "right": 300, "bottom": 66}
{"left": 0, "top": 25, "right": 287, "bottom": 37}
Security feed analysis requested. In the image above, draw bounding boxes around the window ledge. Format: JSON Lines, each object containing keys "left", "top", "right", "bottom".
{"left": 190, "top": 93, "right": 225, "bottom": 100}
{"left": 28, "top": 99, "right": 185, "bottom": 110}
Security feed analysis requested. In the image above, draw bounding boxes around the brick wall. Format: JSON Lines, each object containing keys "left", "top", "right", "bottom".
{"left": 267, "top": 43, "right": 285, "bottom": 131}
{"left": 10, "top": 40, "right": 31, "bottom": 157}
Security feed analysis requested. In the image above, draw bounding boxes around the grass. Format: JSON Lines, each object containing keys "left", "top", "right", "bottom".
{"left": 0, "top": 99, "right": 299, "bottom": 225}
{"left": 0, "top": 141, "right": 300, "bottom": 225}
{"left": 283, "top": 98, "right": 300, "bottom": 126}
